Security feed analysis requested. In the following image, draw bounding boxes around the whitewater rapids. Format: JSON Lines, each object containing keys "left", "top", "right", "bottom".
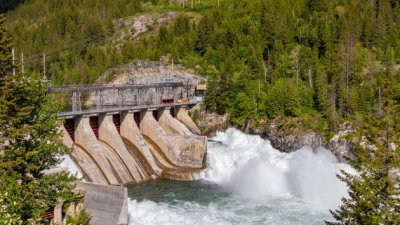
{"left": 126, "top": 128, "right": 352, "bottom": 224}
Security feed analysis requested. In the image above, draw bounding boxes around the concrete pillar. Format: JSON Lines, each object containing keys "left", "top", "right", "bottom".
{"left": 158, "top": 107, "right": 185, "bottom": 135}
{"left": 98, "top": 113, "right": 144, "bottom": 183}
{"left": 117, "top": 188, "right": 128, "bottom": 225}
{"left": 140, "top": 110, "right": 181, "bottom": 166}
{"left": 140, "top": 110, "right": 207, "bottom": 168}
{"left": 53, "top": 202, "right": 63, "bottom": 225}
{"left": 176, "top": 106, "right": 201, "bottom": 135}
{"left": 120, "top": 111, "right": 162, "bottom": 176}
{"left": 60, "top": 125, "right": 108, "bottom": 185}
{"left": 67, "top": 202, "right": 76, "bottom": 218}
{"left": 75, "top": 116, "right": 119, "bottom": 185}
{"left": 140, "top": 109, "right": 147, "bottom": 122}
{"left": 169, "top": 134, "right": 207, "bottom": 169}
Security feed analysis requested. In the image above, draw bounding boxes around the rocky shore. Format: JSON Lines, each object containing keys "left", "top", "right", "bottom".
{"left": 192, "top": 108, "right": 357, "bottom": 161}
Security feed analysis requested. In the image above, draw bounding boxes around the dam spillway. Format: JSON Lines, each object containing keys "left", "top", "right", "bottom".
{"left": 60, "top": 106, "right": 207, "bottom": 186}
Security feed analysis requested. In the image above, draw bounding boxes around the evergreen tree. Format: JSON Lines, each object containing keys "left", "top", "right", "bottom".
{"left": 0, "top": 14, "right": 79, "bottom": 223}
{"left": 0, "top": 15, "right": 11, "bottom": 82}
{"left": 326, "top": 107, "right": 400, "bottom": 224}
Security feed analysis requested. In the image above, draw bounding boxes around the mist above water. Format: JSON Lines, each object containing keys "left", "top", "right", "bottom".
{"left": 205, "top": 128, "right": 351, "bottom": 209}
{"left": 126, "top": 128, "right": 352, "bottom": 224}
{"left": 60, "top": 154, "right": 83, "bottom": 179}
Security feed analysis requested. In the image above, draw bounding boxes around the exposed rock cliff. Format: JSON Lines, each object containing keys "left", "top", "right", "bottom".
{"left": 193, "top": 110, "right": 357, "bottom": 160}
{"left": 85, "top": 60, "right": 204, "bottom": 106}
{"left": 261, "top": 123, "right": 357, "bottom": 162}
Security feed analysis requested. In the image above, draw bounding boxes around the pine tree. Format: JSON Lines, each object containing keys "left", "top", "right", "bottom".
{"left": 0, "top": 15, "right": 11, "bottom": 82}
{"left": 325, "top": 104, "right": 400, "bottom": 224}
{"left": 0, "top": 14, "right": 79, "bottom": 223}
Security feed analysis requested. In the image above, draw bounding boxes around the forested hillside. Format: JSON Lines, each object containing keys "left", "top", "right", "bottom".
{"left": 4, "top": 0, "right": 400, "bottom": 130}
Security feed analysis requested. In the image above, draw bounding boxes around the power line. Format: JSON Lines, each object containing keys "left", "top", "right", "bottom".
{"left": 15, "top": 26, "right": 117, "bottom": 67}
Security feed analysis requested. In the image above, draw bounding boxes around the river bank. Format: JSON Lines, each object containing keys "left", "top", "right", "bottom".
{"left": 192, "top": 107, "right": 357, "bottom": 161}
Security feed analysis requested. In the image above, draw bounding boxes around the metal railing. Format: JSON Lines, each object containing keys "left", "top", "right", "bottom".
{"left": 49, "top": 82, "right": 188, "bottom": 93}
{"left": 57, "top": 101, "right": 197, "bottom": 117}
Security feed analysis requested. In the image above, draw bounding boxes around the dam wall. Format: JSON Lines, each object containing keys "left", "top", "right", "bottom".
{"left": 140, "top": 110, "right": 182, "bottom": 166}
{"left": 75, "top": 182, "right": 127, "bottom": 225}
{"left": 74, "top": 116, "right": 120, "bottom": 185}
{"left": 120, "top": 111, "right": 162, "bottom": 176}
{"left": 60, "top": 125, "right": 108, "bottom": 184}
{"left": 158, "top": 108, "right": 185, "bottom": 135}
{"left": 160, "top": 108, "right": 207, "bottom": 168}
{"left": 176, "top": 106, "right": 201, "bottom": 135}
{"left": 98, "top": 114, "right": 144, "bottom": 183}
{"left": 61, "top": 106, "right": 207, "bottom": 186}
{"left": 169, "top": 134, "right": 207, "bottom": 169}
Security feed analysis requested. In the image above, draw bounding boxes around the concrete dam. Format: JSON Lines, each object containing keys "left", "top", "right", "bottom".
{"left": 60, "top": 105, "right": 207, "bottom": 186}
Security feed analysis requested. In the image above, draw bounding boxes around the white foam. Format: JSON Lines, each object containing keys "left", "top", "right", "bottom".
{"left": 59, "top": 154, "right": 83, "bottom": 179}
{"left": 128, "top": 128, "right": 353, "bottom": 224}
{"left": 128, "top": 198, "right": 232, "bottom": 225}
{"left": 205, "top": 128, "right": 351, "bottom": 210}
{"left": 174, "top": 118, "right": 193, "bottom": 135}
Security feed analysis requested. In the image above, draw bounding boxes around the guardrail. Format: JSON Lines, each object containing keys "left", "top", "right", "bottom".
{"left": 57, "top": 101, "right": 197, "bottom": 117}
{"left": 49, "top": 82, "right": 189, "bottom": 93}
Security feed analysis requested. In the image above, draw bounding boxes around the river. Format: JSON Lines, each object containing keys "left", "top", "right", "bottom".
{"left": 127, "top": 128, "right": 352, "bottom": 225}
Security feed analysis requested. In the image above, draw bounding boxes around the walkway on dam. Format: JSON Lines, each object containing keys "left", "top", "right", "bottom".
{"left": 57, "top": 102, "right": 196, "bottom": 117}
{"left": 50, "top": 82, "right": 196, "bottom": 115}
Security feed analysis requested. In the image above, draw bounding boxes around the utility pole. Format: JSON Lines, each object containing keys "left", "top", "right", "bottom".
{"left": 43, "top": 53, "right": 46, "bottom": 81}
{"left": 21, "top": 53, "right": 24, "bottom": 77}
{"left": 385, "top": 115, "right": 390, "bottom": 220}
{"left": 43, "top": 53, "right": 50, "bottom": 87}
{"left": 12, "top": 48, "right": 15, "bottom": 76}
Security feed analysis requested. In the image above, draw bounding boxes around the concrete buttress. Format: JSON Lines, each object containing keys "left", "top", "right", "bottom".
{"left": 141, "top": 110, "right": 207, "bottom": 168}
{"left": 176, "top": 107, "right": 201, "bottom": 135}
{"left": 120, "top": 111, "right": 162, "bottom": 176}
{"left": 60, "top": 126, "right": 108, "bottom": 184}
{"left": 158, "top": 108, "right": 185, "bottom": 135}
{"left": 74, "top": 116, "right": 120, "bottom": 185}
{"left": 98, "top": 114, "right": 145, "bottom": 183}
{"left": 140, "top": 110, "right": 181, "bottom": 166}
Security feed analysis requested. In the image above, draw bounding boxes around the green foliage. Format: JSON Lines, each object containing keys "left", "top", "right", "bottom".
{"left": 265, "top": 78, "right": 312, "bottom": 118}
{"left": 192, "top": 109, "right": 199, "bottom": 122}
{"left": 326, "top": 115, "right": 400, "bottom": 224}
{"left": 0, "top": 14, "right": 12, "bottom": 82}
{"left": 0, "top": 16, "right": 79, "bottom": 223}
{"left": 66, "top": 208, "right": 90, "bottom": 225}
{"left": 105, "top": 69, "right": 116, "bottom": 82}
{"left": 326, "top": 81, "right": 400, "bottom": 224}
{"left": 0, "top": 191, "right": 24, "bottom": 224}
{"left": 3, "top": 0, "right": 400, "bottom": 128}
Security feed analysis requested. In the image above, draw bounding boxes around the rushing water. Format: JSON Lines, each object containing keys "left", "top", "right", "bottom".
{"left": 59, "top": 154, "right": 83, "bottom": 179}
{"left": 127, "top": 128, "right": 353, "bottom": 225}
{"left": 174, "top": 118, "right": 193, "bottom": 135}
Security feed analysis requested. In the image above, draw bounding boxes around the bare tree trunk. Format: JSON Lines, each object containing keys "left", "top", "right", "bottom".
{"left": 329, "top": 84, "right": 337, "bottom": 131}
{"left": 385, "top": 118, "right": 390, "bottom": 224}
{"left": 345, "top": 36, "right": 354, "bottom": 117}
{"left": 308, "top": 63, "right": 312, "bottom": 87}
{"left": 262, "top": 61, "right": 267, "bottom": 82}
{"left": 379, "top": 86, "right": 382, "bottom": 115}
